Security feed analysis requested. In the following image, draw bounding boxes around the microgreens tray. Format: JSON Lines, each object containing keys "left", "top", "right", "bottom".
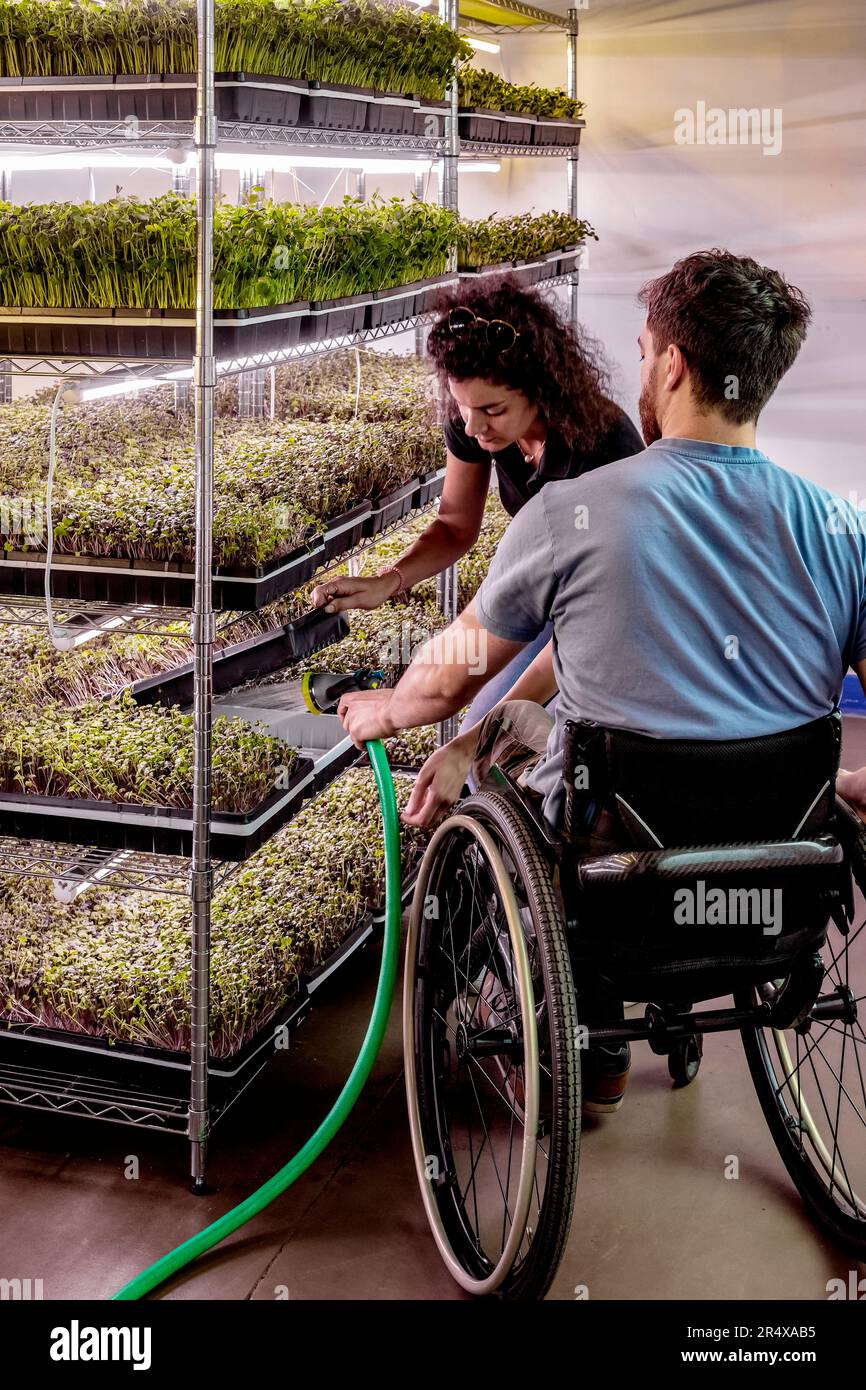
{"left": 0, "top": 74, "right": 422, "bottom": 136}
{"left": 129, "top": 609, "right": 350, "bottom": 709}
{"left": 0, "top": 848, "right": 422, "bottom": 1080}
{"left": 0, "top": 535, "right": 327, "bottom": 610}
{"left": 0, "top": 275, "right": 447, "bottom": 361}
{"left": 0, "top": 754, "right": 316, "bottom": 861}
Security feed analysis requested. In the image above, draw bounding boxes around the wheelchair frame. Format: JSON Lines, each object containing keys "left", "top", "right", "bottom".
{"left": 402, "top": 762, "right": 866, "bottom": 1299}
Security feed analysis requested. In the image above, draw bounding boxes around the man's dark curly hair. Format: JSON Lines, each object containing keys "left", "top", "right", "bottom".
{"left": 426, "top": 275, "right": 621, "bottom": 453}
{"left": 638, "top": 249, "right": 812, "bottom": 424}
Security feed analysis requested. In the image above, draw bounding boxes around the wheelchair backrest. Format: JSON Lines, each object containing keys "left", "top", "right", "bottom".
{"left": 563, "top": 710, "right": 842, "bottom": 849}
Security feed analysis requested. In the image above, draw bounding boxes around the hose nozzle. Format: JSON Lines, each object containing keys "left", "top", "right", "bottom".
{"left": 301, "top": 668, "right": 386, "bottom": 716}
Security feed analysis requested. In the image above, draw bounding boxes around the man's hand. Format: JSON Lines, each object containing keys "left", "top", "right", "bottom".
{"left": 402, "top": 731, "right": 479, "bottom": 828}
{"left": 338, "top": 689, "right": 397, "bottom": 748}
{"left": 310, "top": 572, "right": 399, "bottom": 615}
{"left": 837, "top": 766, "right": 866, "bottom": 822}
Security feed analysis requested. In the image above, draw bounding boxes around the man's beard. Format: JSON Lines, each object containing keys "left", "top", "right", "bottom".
{"left": 638, "top": 366, "right": 661, "bottom": 445}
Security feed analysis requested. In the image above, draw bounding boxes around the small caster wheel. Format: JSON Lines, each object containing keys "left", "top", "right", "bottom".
{"left": 190, "top": 1177, "right": 211, "bottom": 1197}
{"left": 668, "top": 1034, "right": 703, "bottom": 1087}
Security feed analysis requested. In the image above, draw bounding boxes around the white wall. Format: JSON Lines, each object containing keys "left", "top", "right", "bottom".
{"left": 471, "top": 0, "right": 866, "bottom": 497}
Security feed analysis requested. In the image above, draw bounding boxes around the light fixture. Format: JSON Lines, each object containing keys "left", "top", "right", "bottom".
{"left": 465, "top": 36, "right": 501, "bottom": 54}
{"left": 0, "top": 151, "right": 196, "bottom": 173}
{"left": 0, "top": 152, "right": 499, "bottom": 176}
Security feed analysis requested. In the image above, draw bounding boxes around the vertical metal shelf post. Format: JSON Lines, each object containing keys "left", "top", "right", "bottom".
{"left": 0, "top": 171, "right": 11, "bottom": 404}
{"left": 413, "top": 169, "right": 428, "bottom": 360}
{"left": 566, "top": 7, "right": 580, "bottom": 329}
{"left": 189, "top": 0, "right": 216, "bottom": 1195}
{"left": 436, "top": 0, "right": 461, "bottom": 746}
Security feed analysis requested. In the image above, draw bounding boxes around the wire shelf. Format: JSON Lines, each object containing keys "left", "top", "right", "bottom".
{"left": 0, "top": 1060, "right": 192, "bottom": 1132}
{"left": 0, "top": 118, "right": 578, "bottom": 156}
{"left": 212, "top": 314, "right": 429, "bottom": 377}
{"left": 0, "top": 595, "right": 197, "bottom": 635}
{"left": 219, "top": 122, "right": 444, "bottom": 154}
{"left": 0, "top": 839, "right": 242, "bottom": 895}
{"left": 461, "top": 140, "right": 579, "bottom": 158}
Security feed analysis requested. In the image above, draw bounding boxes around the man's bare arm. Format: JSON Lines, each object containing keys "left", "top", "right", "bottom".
{"left": 385, "top": 599, "right": 527, "bottom": 730}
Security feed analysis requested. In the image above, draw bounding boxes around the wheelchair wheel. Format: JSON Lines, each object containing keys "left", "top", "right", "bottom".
{"left": 738, "top": 811, "right": 866, "bottom": 1257}
{"left": 668, "top": 1034, "right": 703, "bottom": 1087}
{"left": 404, "top": 789, "right": 580, "bottom": 1299}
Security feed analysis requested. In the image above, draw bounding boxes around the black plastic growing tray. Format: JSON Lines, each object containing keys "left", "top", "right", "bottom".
{"left": 0, "top": 265, "right": 459, "bottom": 361}
{"left": 0, "top": 74, "right": 430, "bottom": 137}
{"left": 458, "top": 260, "right": 513, "bottom": 280}
{"left": 321, "top": 500, "right": 373, "bottom": 563}
{"left": 458, "top": 107, "right": 504, "bottom": 142}
{"left": 0, "top": 73, "right": 197, "bottom": 123}
{"left": 513, "top": 257, "right": 551, "bottom": 287}
{"left": 0, "top": 301, "right": 311, "bottom": 362}
{"left": 497, "top": 112, "right": 536, "bottom": 146}
{"left": 215, "top": 73, "right": 308, "bottom": 124}
{"left": 129, "top": 608, "right": 351, "bottom": 709}
{"left": 416, "top": 466, "right": 446, "bottom": 508}
{"left": 300, "top": 81, "right": 372, "bottom": 131}
{"left": 367, "top": 91, "right": 419, "bottom": 134}
{"left": 368, "top": 477, "right": 421, "bottom": 535}
{"left": 412, "top": 97, "right": 449, "bottom": 138}
{"left": 298, "top": 295, "right": 369, "bottom": 342}
{"left": 366, "top": 279, "right": 428, "bottom": 328}
{"left": 0, "top": 535, "right": 326, "bottom": 611}
{"left": 0, "top": 751, "right": 317, "bottom": 861}
{"left": 554, "top": 245, "right": 582, "bottom": 276}
{"left": 533, "top": 117, "right": 583, "bottom": 148}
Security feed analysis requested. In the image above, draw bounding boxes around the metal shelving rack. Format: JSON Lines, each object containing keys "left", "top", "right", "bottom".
{"left": 0, "top": 0, "right": 583, "bottom": 1185}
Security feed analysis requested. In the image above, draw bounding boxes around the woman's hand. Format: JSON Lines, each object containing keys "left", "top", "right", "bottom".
{"left": 402, "top": 731, "right": 480, "bottom": 828}
{"left": 837, "top": 767, "right": 866, "bottom": 822}
{"left": 310, "top": 571, "right": 399, "bottom": 615}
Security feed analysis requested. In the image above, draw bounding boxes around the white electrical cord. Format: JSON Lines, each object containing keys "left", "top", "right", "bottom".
{"left": 45, "top": 381, "right": 80, "bottom": 652}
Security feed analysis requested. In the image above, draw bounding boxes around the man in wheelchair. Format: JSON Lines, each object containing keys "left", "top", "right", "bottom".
{"left": 339, "top": 247, "right": 866, "bottom": 1117}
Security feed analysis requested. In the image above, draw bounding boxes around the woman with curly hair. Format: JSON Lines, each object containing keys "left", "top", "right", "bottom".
{"left": 312, "top": 275, "right": 643, "bottom": 724}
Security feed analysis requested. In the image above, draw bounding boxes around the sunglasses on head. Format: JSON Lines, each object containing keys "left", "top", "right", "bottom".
{"left": 447, "top": 306, "right": 521, "bottom": 353}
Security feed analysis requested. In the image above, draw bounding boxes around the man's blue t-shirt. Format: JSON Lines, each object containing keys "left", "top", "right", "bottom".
{"left": 475, "top": 437, "right": 866, "bottom": 826}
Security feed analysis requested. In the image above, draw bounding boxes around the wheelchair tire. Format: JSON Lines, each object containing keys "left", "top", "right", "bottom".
{"left": 404, "top": 789, "right": 580, "bottom": 1300}
{"left": 668, "top": 1035, "right": 702, "bottom": 1087}
{"left": 737, "top": 802, "right": 866, "bottom": 1258}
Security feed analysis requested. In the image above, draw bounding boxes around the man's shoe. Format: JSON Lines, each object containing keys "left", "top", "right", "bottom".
{"left": 582, "top": 1042, "right": 631, "bottom": 1114}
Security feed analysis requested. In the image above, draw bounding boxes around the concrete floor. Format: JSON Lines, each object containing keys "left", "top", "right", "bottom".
{"left": 2, "top": 723, "right": 866, "bottom": 1302}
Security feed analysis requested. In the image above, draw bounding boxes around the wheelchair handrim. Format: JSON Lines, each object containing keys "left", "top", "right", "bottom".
{"left": 403, "top": 813, "right": 541, "bottom": 1296}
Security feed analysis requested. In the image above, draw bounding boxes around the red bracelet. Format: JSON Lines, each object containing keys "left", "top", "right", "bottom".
{"left": 379, "top": 565, "right": 410, "bottom": 601}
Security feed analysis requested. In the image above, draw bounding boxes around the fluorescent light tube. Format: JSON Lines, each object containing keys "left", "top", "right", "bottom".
{"left": 0, "top": 152, "right": 499, "bottom": 175}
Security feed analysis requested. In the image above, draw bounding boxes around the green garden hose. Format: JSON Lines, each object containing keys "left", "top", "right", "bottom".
{"left": 112, "top": 739, "right": 402, "bottom": 1301}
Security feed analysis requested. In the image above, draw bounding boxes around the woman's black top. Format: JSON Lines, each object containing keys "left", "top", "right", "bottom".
{"left": 443, "top": 404, "right": 645, "bottom": 517}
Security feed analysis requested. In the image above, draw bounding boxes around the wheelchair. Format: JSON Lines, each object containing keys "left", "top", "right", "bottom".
{"left": 403, "top": 710, "right": 866, "bottom": 1299}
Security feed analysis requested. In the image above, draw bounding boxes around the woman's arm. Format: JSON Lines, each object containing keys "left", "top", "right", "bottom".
{"left": 310, "top": 452, "right": 490, "bottom": 613}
